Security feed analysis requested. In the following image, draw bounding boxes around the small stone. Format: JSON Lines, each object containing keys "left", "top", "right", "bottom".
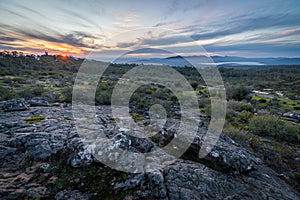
{"left": 68, "top": 147, "right": 93, "bottom": 167}
{"left": 211, "top": 151, "right": 220, "bottom": 158}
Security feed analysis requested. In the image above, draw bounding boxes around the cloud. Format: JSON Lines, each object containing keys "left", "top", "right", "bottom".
{"left": 0, "top": 7, "right": 27, "bottom": 18}
{"left": 16, "top": 4, "right": 49, "bottom": 19}
{"left": 57, "top": 7, "right": 102, "bottom": 31}
{"left": 189, "top": 12, "right": 300, "bottom": 41}
{"left": 205, "top": 42, "right": 300, "bottom": 56}
{"left": 139, "top": 35, "right": 192, "bottom": 46}
{"left": 139, "top": 8, "right": 300, "bottom": 51}
{"left": 0, "top": 36, "right": 20, "bottom": 42}
{"left": 278, "top": 27, "right": 300, "bottom": 36}
{"left": 116, "top": 42, "right": 137, "bottom": 48}
{"left": 0, "top": 24, "right": 103, "bottom": 53}
{"left": 0, "top": 45, "right": 26, "bottom": 51}
{"left": 153, "top": 22, "right": 171, "bottom": 27}
{"left": 125, "top": 48, "right": 172, "bottom": 54}
{"left": 0, "top": 0, "right": 299, "bottom": 58}
{"left": 115, "top": 11, "right": 138, "bottom": 22}
{"left": 61, "top": 32, "right": 102, "bottom": 48}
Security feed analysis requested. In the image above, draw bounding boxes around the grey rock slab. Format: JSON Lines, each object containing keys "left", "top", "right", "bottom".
{"left": 55, "top": 190, "right": 90, "bottom": 200}
{"left": 2, "top": 99, "right": 28, "bottom": 112}
{"left": 27, "top": 97, "right": 50, "bottom": 107}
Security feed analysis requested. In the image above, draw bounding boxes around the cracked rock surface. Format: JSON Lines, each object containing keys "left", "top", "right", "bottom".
{"left": 0, "top": 104, "right": 299, "bottom": 199}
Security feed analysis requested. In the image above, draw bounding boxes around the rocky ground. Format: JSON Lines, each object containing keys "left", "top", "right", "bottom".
{"left": 0, "top": 99, "right": 299, "bottom": 199}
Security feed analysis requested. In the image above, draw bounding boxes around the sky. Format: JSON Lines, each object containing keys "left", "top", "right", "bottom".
{"left": 0, "top": 0, "right": 300, "bottom": 60}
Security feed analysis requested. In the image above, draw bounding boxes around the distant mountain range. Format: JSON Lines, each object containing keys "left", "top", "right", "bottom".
{"left": 114, "top": 55, "right": 300, "bottom": 66}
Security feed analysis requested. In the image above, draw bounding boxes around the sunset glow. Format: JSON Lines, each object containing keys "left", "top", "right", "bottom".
{"left": 0, "top": 0, "right": 299, "bottom": 59}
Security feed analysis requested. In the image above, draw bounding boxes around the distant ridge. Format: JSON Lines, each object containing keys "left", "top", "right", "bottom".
{"left": 114, "top": 55, "right": 300, "bottom": 66}
{"left": 211, "top": 56, "right": 300, "bottom": 65}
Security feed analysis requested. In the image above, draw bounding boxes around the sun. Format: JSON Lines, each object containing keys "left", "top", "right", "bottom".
{"left": 60, "top": 53, "right": 68, "bottom": 60}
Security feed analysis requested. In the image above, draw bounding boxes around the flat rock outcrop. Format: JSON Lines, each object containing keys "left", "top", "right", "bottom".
{"left": 27, "top": 97, "right": 50, "bottom": 107}
{"left": 0, "top": 105, "right": 299, "bottom": 199}
{"left": 2, "top": 99, "right": 28, "bottom": 112}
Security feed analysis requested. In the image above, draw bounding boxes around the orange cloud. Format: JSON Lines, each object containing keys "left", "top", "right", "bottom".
{"left": 278, "top": 27, "right": 300, "bottom": 36}
{"left": 0, "top": 33, "right": 91, "bottom": 57}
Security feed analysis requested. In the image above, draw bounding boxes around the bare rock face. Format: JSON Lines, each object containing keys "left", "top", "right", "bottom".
{"left": 2, "top": 99, "right": 28, "bottom": 112}
{"left": 27, "top": 97, "right": 50, "bottom": 107}
{"left": 68, "top": 147, "right": 94, "bottom": 168}
{"left": 55, "top": 190, "right": 90, "bottom": 200}
{"left": 191, "top": 130, "right": 260, "bottom": 174}
{"left": 116, "top": 160, "right": 298, "bottom": 200}
{"left": 0, "top": 105, "right": 299, "bottom": 199}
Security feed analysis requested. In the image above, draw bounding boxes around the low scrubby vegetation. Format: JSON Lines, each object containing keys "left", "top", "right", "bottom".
{"left": 1, "top": 51, "right": 300, "bottom": 191}
{"left": 249, "top": 115, "right": 300, "bottom": 143}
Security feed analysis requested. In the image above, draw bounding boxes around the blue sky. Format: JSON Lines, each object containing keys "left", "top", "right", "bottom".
{"left": 0, "top": 0, "right": 300, "bottom": 59}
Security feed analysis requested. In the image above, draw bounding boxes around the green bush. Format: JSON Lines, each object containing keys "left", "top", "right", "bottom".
{"left": 61, "top": 87, "right": 73, "bottom": 102}
{"left": 237, "top": 111, "right": 253, "bottom": 124}
{"left": 294, "top": 106, "right": 300, "bottom": 110}
{"left": 258, "top": 98, "right": 267, "bottom": 103}
{"left": 204, "top": 104, "right": 211, "bottom": 117}
{"left": 96, "top": 91, "right": 111, "bottom": 105}
{"left": 130, "top": 113, "right": 145, "bottom": 122}
{"left": 18, "top": 88, "right": 34, "bottom": 99}
{"left": 249, "top": 115, "right": 300, "bottom": 143}
{"left": 227, "top": 100, "right": 241, "bottom": 112}
{"left": 239, "top": 103, "right": 253, "bottom": 112}
{"left": 227, "top": 85, "right": 251, "bottom": 101}
{"left": 145, "top": 89, "right": 153, "bottom": 94}
{"left": 32, "top": 87, "right": 45, "bottom": 96}
{"left": 223, "top": 124, "right": 249, "bottom": 145}
{"left": 190, "top": 80, "right": 198, "bottom": 89}
{"left": 0, "top": 86, "right": 19, "bottom": 100}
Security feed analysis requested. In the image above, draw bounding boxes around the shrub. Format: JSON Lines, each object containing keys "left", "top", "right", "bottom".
{"left": 294, "top": 106, "right": 300, "bottom": 110}
{"left": 227, "top": 100, "right": 242, "bottom": 111}
{"left": 204, "top": 104, "right": 211, "bottom": 117}
{"left": 249, "top": 115, "right": 299, "bottom": 143}
{"left": 96, "top": 91, "right": 111, "bottom": 105}
{"left": 239, "top": 103, "right": 254, "bottom": 112}
{"left": 145, "top": 89, "right": 153, "bottom": 94}
{"left": 190, "top": 80, "right": 198, "bottom": 89}
{"left": 223, "top": 124, "right": 249, "bottom": 145}
{"left": 258, "top": 98, "right": 267, "bottom": 103}
{"left": 32, "top": 87, "right": 45, "bottom": 96}
{"left": 18, "top": 88, "right": 34, "bottom": 99}
{"left": 130, "top": 113, "right": 145, "bottom": 122}
{"left": 237, "top": 111, "right": 253, "bottom": 124}
{"left": 61, "top": 87, "right": 73, "bottom": 102}
{"left": 227, "top": 85, "right": 251, "bottom": 101}
{"left": 0, "top": 86, "right": 19, "bottom": 100}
